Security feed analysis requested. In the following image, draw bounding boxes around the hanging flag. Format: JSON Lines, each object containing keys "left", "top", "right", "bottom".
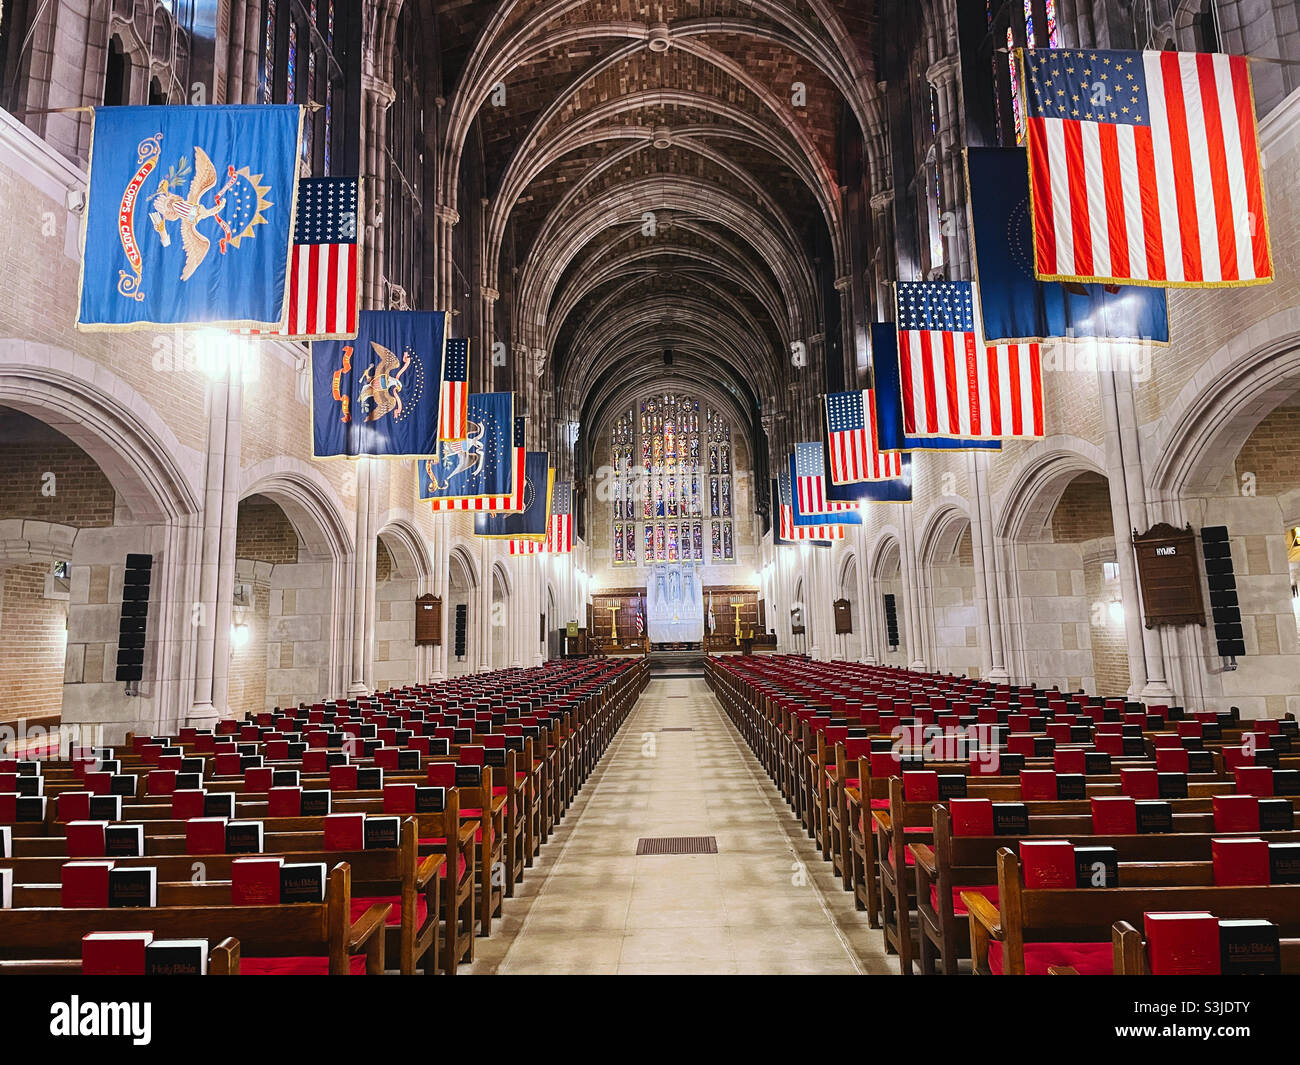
{"left": 871, "top": 323, "right": 1001, "bottom": 453}
{"left": 239, "top": 176, "right": 359, "bottom": 339}
{"left": 707, "top": 594, "right": 716, "bottom": 635}
{"left": 795, "top": 441, "right": 861, "bottom": 522}
{"left": 966, "top": 147, "right": 1168, "bottom": 344}
{"left": 476, "top": 453, "right": 551, "bottom": 540}
{"left": 824, "top": 389, "right": 904, "bottom": 483}
{"left": 311, "top": 310, "right": 443, "bottom": 458}
{"left": 508, "top": 538, "right": 547, "bottom": 555}
{"left": 776, "top": 463, "right": 844, "bottom": 544}
{"left": 1022, "top": 48, "right": 1271, "bottom": 288}
{"left": 825, "top": 449, "right": 912, "bottom": 506}
{"left": 78, "top": 104, "right": 302, "bottom": 331}
{"left": 420, "top": 392, "right": 514, "bottom": 504}
{"left": 636, "top": 598, "right": 645, "bottom": 638}
{"left": 546, "top": 480, "right": 573, "bottom": 554}
{"left": 427, "top": 416, "right": 524, "bottom": 513}
{"left": 439, "top": 338, "right": 470, "bottom": 442}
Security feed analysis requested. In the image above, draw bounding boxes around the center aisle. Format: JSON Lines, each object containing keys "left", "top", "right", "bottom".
{"left": 468, "top": 674, "right": 894, "bottom": 975}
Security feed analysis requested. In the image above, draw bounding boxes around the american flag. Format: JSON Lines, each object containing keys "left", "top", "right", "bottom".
{"left": 635, "top": 599, "right": 644, "bottom": 637}
{"left": 824, "top": 390, "right": 903, "bottom": 483}
{"left": 439, "top": 338, "right": 470, "bottom": 442}
{"left": 547, "top": 480, "right": 573, "bottom": 554}
{"left": 897, "top": 281, "right": 975, "bottom": 438}
{"left": 1023, "top": 48, "right": 1271, "bottom": 287}
{"left": 793, "top": 442, "right": 856, "bottom": 516}
{"left": 508, "top": 538, "right": 546, "bottom": 555}
{"left": 777, "top": 466, "right": 844, "bottom": 542}
{"left": 430, "top": 416, "right": 525, "bottom": 513}
{"left": 238, "top": 177, "right": 359, "bottom": 338}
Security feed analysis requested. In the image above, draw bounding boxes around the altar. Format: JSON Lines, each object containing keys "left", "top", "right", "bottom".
{"left": 645, "top": 563, "right": 704, "bottom": 644}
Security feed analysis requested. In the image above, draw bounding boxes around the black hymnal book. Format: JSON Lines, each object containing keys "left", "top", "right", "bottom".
{"left": 280, "top": 862, "right": 327, "bottom": 904}
{"left": 88, "top": 794, "right": 122, "bottom": 820}
{"left": 1157, "top": 772, "right": 1189, "bottom": 799}
{"left": 1202, "top": 722, "right": 1223, "bottom": 741}
{"left": 1269, "top": 733, "right": 1292, "bottom": 754}
{"left": 1122, "top": 737, "right": 1146, "bottom": 757}
{"left": 272, "top": 769, "right": 300, "bottom": 788}
{"left": 996, "top": 752, "right": 1026, "bottom": 775}
{"left": 397, "top": 750, "right": 420, "bottom": 770}
{"left": 1268, "top": 842, "right": 1300, "bottom": 884}
{"left": 158, "top": 746, "right": 183, "bottom": 759}
{"left": 174, "top": 772, "right": 203, "bottom": 791}
{"left": 455, "top": 765, "right": 482, "bottom": 789}
{"left": 96, "top": 760, "right": 122, "bottom": 775}
{"left": 1074, "top": 845, "right": 1119, "bottom": 887}
{"left": 364, "top": 816, "right": 401, "bottom": 850}
{"left": 1056, "top": 774, "right": 1086, "bottom": 800}
{"left": 204, "top": 792, "right": 235, "bottom": 818}
{"left": 324, "top": 732, "right": 345, "bottom": 749}
{"left": 1121, "top": 724, "right": 1142, "bottom": 738}
{"left": 356, "top": 767, "right": 384, "bottom": 790}
{"left": 357, "top": 723, "right": 377, "bottom": 739}
{"left": 1084, "top": 752, "right": 1111, "bottom": 775}
{"left": 521, "top": 726, "right": 540, "bottom": 741}
{"left": 992, "top": 803, "right": 1029, "bottom": 835}
{"left": 1188, "top": 749, "right": 1215, "bottom": 774}
{"left": 1219, "top": 919, "right": 1280, "bottom": 975}
{"left": 484, "top": 748, "right": 507, "bottom": 769}
{"left": 1255, "top": 748, "right": 1281, "bottom": 768}
{"left": 145, "top": 940, "right": 208, "bottom": 976}
{"left": 300, "top": 790, "right": 332, "bottom": 816}
{"left": 444, "top": 714, "right": 460, "bottom": 727}
{"left": 1135, "top": 801, "right": 1173, "bottom": 833}
{"left": 1180, "top": 735, "right": 1204, "bottom": 750}
{"left": 1069, "top": 726, "right": 1092, "bottom": 743}
{"left": 504, "top": 736, "right": 525, "bottom": 752}
{"left": 361, "top": 738, "right": 382, "bottom": 756}
{"left": 1279, "top": 720, "right": 1299, "bottom": 736}
{"left": 14, "top": 775, "right": 42, "bottom": 796}
{"left": 1033, "top": 737, "right": 1055, "bottom": 757}
{"left": 238, "top": 755, "right": 262, "bottom": 772}
{"left": 1271, "top": 769, "right": 1300, "bottom": 796}
{"left": 428, "top": 738, "right": 450, "bottom": 757}
{"left": 225, "top": 821, "right": 264, "bottom": 854}
{"left": 1259, "top": 798, "right": 1295, "bottom": 832}
{"left": 1145, "top": 716, "right": 1165, "bottom": 731}
{"left": 287, "top": 741, "right": 307, "bottom": 759}
{"left": 1026, "top": 716, "right": 1046, "bottom": 732}
{"left": 453, "top": 728, "right": 473, "bottom": 745}
{"left": 109, "top": 774, "right": 137, "bottom": 797}
{"left": 235, "top": 743, "right": 259, "bottom": 756}
{"left": 1075, "top": 716, "right": 1094, "bottom": 729}
{"left": 491, "top": 714, "right": 506, "bottom": 728}
{"left": 14, "top": 760, "right": 40, "bottom": 775}
{"left": 394, "top": 729, "right": 413, "bottom": 746}
{"left": 105, "top": 824, "right": 144, "bottom": 857}
{"left": 108, "top": 866, "right": 157, "bottom": 908}
{"left": 16, "top": 795, "right": 46, "bottom": 822}
{"left": 870, "top": 738, "right": 893, "bottom": 752}
{"left": 179, "top": 757, "right": 205, "bottom": 775}
{"left": 325, "top": 751, "right": 349, "bottom": 767}
{"left": 415, "top": 787, "right": 445, "bottom": 813}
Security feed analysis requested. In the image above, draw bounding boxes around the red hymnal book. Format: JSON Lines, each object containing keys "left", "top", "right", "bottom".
{"left": 902, "top": 771, "right": 938, "bottom": 802}
{"left": 324, "top": 813, "right": 366, "bottom": 851}
{"left": 232, "top": 856, "right": 284, "bottom": 905}
{"left": 213, "top": 752, "right": 243, "bottom": 777}
{"left": 1234, "top": 766, "right": 1274, "bottom": 798}
{"left": 1018, "top": 770, "right": 1056, "bottom": 801}
{"left": 868, "top": 752, "right": 899, "bottom": 778}
{"left": 302, "top": 749, "right": 330, "bottom": 774}
{"left": 329, "top": 765, "right": 359, "bottom": 790}
{"left": 1006, "top": 734, "right": 1036, "bottom": 759}
{"left": 1053, "top": 749, "right": 1085, "bottom": 775}
{"left": 426, "top": 763, "right": 456, "bottom": 789}
{"left": 383, "top": 783, "right": 417, "bottom": 814}
{"left": 171, "top": 790, "right": 207, "bottom": 820}
{"left": 949, "top": 799, "right": 994, "bottom": 836}
{"left": 61, "top": 860, "right": 115, "bottom": 907}
{"left": 82, "top": 931, "right": 152, "bottom": 976}
{"left": 1120, "top": 768, "right": 1159, "bottom": 800}
{"left": 267, "top": 787, "right": 302, "bottom": 818}
{"left": 57, "top": 791, "right": 92, "bottom": 823}
{"left": 1155, "top": 747, "right": 1191, "bottom": 774}
{"left": 1144, "top": 911, "right": 1221, "bottom": 975}
{"left": 66, "top": 820, "right": 109, "bottom": 858}
{"left": 146, "top": 770, "right": 178, "bottom": 796}
{"left": 1020, "top": 840, "right": 1076, "bottom": 889}
{"left": 83, "top": 771, "right": 113, "bottom": 795}
{"left": 1213, "top": 794, "right": 1260, "bottom": 833}
{"left": 1090, "top": 796, "right": 1138, "bottom": 835}
{"left": 185, "top": 817, "right": 229, "bottom": 856}
{"left": 1212, "top": 836, "right": 1270, "bottom": 886}
{"left": 243, "top": 767, "right": 273, "bottom": 793}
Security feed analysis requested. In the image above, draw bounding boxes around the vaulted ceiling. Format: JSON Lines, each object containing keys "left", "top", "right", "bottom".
{"left": 430, "top": 0, "right": 882, "bottom": 466}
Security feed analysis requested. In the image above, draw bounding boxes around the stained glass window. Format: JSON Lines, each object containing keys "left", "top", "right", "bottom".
{"left": 1008, "top": 26, "right": 1024, "bottom": 144}
{"left": 615, "top": 393, "right": 733, "bottom": 565}
{"left": 1023, "top": 0, "right": 1034, "bottom": 47}
{"left": 1044, "top": 0, "right": 1059, "bottom": 47}
{"left": 263, "top": 0, "right": 347, "bottom": 176}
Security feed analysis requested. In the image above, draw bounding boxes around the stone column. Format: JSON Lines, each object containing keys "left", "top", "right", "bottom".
{"left": 431, "top": 528, "right": 449, "bottom": 681}
{"left": 928, "top": 54, "right": 970, "bottom": 277}
{"left": 348, "top": 459, "right": 373, "bottom": 696}
{"left": 902, "top": 502, "right": 927, "bottom": 671}
{"left": 970, "top": 450, "right": 1010, "bottom": 682}
{"left": 855, "top": 524, "right": 879, "bottom": 664}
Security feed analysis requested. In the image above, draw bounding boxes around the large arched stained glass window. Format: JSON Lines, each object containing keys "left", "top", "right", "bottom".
{"left": 610, "top": 391, "right": 734, "bottom": 565}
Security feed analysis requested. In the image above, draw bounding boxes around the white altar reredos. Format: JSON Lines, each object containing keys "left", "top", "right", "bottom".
{"left": 645, "top": 563, "right": 704, "bottom": 644}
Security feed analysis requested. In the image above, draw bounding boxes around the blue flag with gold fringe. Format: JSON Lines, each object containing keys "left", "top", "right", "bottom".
{"left": 474, "top": 453, "right": 552, "bottom": 540}
{"left": 312, "top": 310, "right": 446, "bottom": 458}
{"left": 419, "top": 392, "right": 515, "bottom": 503}
{"left": 77, "top": 105, "right": 302, "bottom": 330}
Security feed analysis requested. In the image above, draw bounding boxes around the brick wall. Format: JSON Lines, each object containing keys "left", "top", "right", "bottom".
{"left": 375, "top": 538, "right": 393, "bottom": 582}
{"left": 235, "top": 496, "right": 299, "bottom": 564}
{"left": 1082, "top": 553, "right": 1131, "bottom": 697}
{"left": 1051, "top": 472, "right": 1113, "bottom": 544}
{"left": 0, "top": 412, "right": 115, "bottom": 527}
{"left": 227, "top": 581, "right": 269, "bottom": 719}
{"left": 1234, "top": 402, "right": 1300, "bottom": 498}
{"left": 0, "top": 562, "right": 67, "bottom": 721}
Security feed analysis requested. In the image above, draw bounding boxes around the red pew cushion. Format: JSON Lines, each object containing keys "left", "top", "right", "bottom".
{"left": 241, "top": 954, "right": 368, "bottom": 975}
{"left": 352, "top": 894, "right": 428, "bottom": 928}
{"left": 987, "top": 939, "right": 1112, "bottom": 975}
{"left": 930, "top": 883, "right": 998, "bottom": 916}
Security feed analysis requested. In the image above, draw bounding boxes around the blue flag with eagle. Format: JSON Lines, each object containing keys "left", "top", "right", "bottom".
{"left": 77, "top": 104, "right": 303, "bottom": 330}
{"left": 312, "top": 310, "right": 445, "bottom": 458}
{"left": 419, "top": 392, "right": 515, "bottom": 502}
{"left": 474, "top": 452, "right": 552, "bottom": 540}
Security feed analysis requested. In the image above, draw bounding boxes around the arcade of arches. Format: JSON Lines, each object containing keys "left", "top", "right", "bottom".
{"left": 2, "top": 0, "right": 1300, "bottom": 982}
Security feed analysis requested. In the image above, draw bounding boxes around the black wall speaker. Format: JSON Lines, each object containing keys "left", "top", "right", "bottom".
{"left": 1200, "top": 527, "right": 1246, "bottom": 659}
{"left": 883, "top": 593, "right": 900, "bottom": 650}
{"left": 115, "top": 553, "right": 153, "bottom": 682}
{"left": 454, "top": 603, "right": 468, "bottom": 659}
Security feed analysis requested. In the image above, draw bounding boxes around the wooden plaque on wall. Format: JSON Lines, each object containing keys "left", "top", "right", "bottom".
{"left": 1132, "top": 523, "right": 1205, "bottom": 628}
{"left": 415, "top": 594, "right": 442, "bottom": 646}
{"left": 833, "top": 598, "right": 852, "bottom": 635}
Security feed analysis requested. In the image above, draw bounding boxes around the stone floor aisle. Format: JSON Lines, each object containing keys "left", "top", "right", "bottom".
{"left": 467, "top": 675, "right": 894, "bottom": 975}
